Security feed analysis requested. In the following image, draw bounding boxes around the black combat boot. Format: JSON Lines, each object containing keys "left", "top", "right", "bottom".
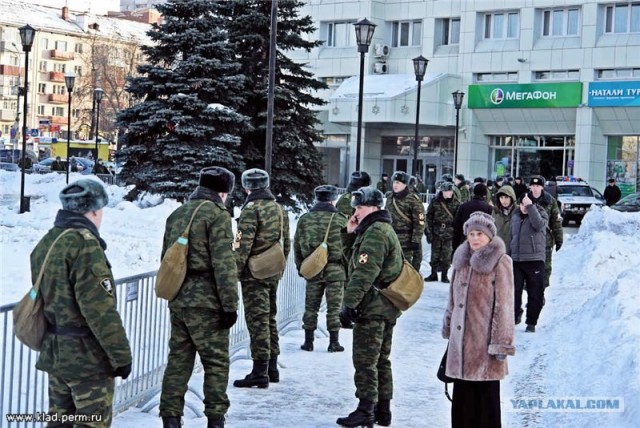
{"left": 336, "top": 399, "right": 375, "bottom": 428}
{"left": 268, "top": 357, "right": 279, "bottom": 383}
{"left": 301, "top": 329, "right": 314, "bottom": 351}
{"left": 424, "top": 270, "right": 438, "bottom": 282}
{"left": 327, "top": 331, "right": 344, "bottom": 352}
{"left": 207, "top": 416, "right": 225, "bottom": 428}
{"left": 441, "top": 270, "right": 450, "bottom": 283}
{"left": 374, "top": 399, "right": 392, "bottom": 427}
{"left": 232, "top": 360, "right": 269, "bottom": 388}
{"left": 162, "top": 416, "right": 182, "bottom": 428}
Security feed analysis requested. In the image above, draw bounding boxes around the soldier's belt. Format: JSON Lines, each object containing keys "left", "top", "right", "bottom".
{"left": 47, "top": 324, "right": 92, "bottom": 337}
{"left": 394, "top": 228, "right": 412, "bottom": 234}
{"left": 187, "top": 269, "right": 214, "bottom": 276}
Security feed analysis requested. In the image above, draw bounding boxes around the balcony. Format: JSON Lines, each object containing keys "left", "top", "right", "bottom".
{"left": 48, "top": 93, "right": 68, "bottom": 104}
{"left": 0, "top": 64, "right": 21, "bottom": 76}
{"left": 44, "top": 115, "right": 67, "bottom": 126}
{"left": 50, "top": 50, "right": 74, "bottom": 60}
{"left": 49, "top": 71, "right": 65, "bottom": 82}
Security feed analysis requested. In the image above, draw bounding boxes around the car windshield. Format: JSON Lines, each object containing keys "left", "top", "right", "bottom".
{"left": 617, "top": 194, "right": 639, "bottom": 206}
{"left": 557, "top": 185, "right": 594, "bottom": 197}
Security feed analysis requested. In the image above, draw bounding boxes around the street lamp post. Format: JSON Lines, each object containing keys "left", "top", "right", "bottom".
{"left": 353, "top": 18, "right": 376, "bottom": 171}
{"left": 94, "top": 88, "right": 104, "bottom": 161}
{"left": 451, "top": 90, "right": 465, "bottom": 176}
{"left": 412, "top": 55, "right": 428, "bottom": 176}
{"left": 18, "top": 24, "right": 35, "bottom": 214}
{"left": 64, "top": 72, "right": 76, "bottom": 184}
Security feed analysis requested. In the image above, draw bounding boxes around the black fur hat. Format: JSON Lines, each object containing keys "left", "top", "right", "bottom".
{"left": 391, "top": 171, "right": 410, "bottom": 185}
{"left": 351, "top": 186, "right": 384, "bottom": 208}
{"left": 346, "top": 171, "right": 371, "bottom": 192}
{"left": 441, "top": 174, "right": 453, "bottom": 183}
{"left": 473, "top": 183, "right": 488, "bottom": 197}
{"left": 241, "top": 168, "right": 270, "bottom": 190}
{"left": 455, "top": 174, "right": 465, "bottom": 182}
{"left": 474, "top": 176, "right": 485, "bottom": 184}
{"left": 529, "top": 175, "right": 545, "bottom": 186}
{"left": 59, "top": 179, "right": 108, "bottom": 213}
{"left": 315, "top": 185, "right": 339, "bottom": 202}
{"left": 199, "top": 167, "right": 235, "bottom": 193}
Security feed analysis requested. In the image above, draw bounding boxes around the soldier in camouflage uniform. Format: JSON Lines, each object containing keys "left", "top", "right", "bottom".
{"left": 384, "top": 171, "right": 425, "bottom": 272}
{"left": 454, "top": 174, "right": 470, "bottom": 203}
{"left": 376, "top": 173, "right": 389, "bottom": 194}
{"left": 424, "top": 182, "right": 460, "bottom": 282}
{"left": 336, "top": 187, "right": 403, "bottom": 428}
{"left": 159, "top": 167, "right": 239, "bottom": 428}
{"left": 336, "top": 171, "right": 371, "bottom": 218}
{"left": 442, "top": 173, "right": 462, "bottom": 202}
{"left": 34, "top": 179, "right": 131, "bottom": 428}
{"left": 294, "top": 185, "right": 347, "bottom": 353}
{"left": 233, "top": 168, "right": 290, "bottom": 388}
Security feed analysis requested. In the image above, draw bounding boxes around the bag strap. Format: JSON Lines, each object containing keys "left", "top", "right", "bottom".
{"left": 392, "top": 197, "right": 412, "bottom": 223}
{"left": 181, "top": 201, "right": 210, "bottom": 238}
{"left": 33, "top": 229, "right": 74, "bottom": 292}
{"left": 440, "top": 201, "right": 454, "bottom": 220}
{"left": 276, "top": 202, "right": 284, "bottom": 242}
{"left": 322, "top": 213, "right": 336, "bottom": 244}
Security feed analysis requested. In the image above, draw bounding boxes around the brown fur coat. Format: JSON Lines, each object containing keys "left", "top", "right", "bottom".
{"left": 442, "top": 236, "right": 515, "bottom": 380}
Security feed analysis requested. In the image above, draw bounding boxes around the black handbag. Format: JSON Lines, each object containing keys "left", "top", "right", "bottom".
{"left": 437, "top": 348, "right": 454, "bottom": 402}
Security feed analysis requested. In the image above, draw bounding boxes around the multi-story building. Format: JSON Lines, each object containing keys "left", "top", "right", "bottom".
{"left": 120, "top": 0, "right": 166, "bottom": 12}
{"left": 0, "top": 0, "right": 150, "bottom": 158}
{"left": 291, "top": 0, "right": 640, "bottom": 195}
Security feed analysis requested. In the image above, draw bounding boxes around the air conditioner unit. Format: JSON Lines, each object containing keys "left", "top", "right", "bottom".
{"left": 374, "top": 44, "right": 390, "bottom": 57}
{"left": 373, "top": 62, "right": 388, "bottom": 74}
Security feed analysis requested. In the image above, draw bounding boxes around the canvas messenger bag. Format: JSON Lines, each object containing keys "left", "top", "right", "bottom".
{"left": 299, "top": 213, "right": 335, "bottom": 279}
{"left": 379, "top": 258, "right": 424, "bottom": 311}
{"left": 155, "top": 201, "right": 210, "bottom": 301}
{"left": 247, "top": 203, "right": 287, "bottom": 279}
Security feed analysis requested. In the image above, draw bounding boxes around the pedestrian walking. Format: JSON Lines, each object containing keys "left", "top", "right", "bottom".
{"left": 603, "top": 178, "right": 622, "bottom": 206}
{"left": 34, "top": 179, "right": 131, "bottom": 427}
{"left": 443, "top": 212, "right": 515, "bottom": 428}
{"left": 294, "top": 185, "right": 347, "bottom": 353}
{"left": 425, "top": 182, "right": 460, "bottom": 282}
{"left": 337, "top": 187, "right": 403, "bottom": 428}
{"left": 233, "top": 168, "right": 290, "bottom": 388}
{"left": 159, "top": 167, "right": 239, "bottom": 428}
{"left": 492, "top": 185, "right": 517, "bottom": 247}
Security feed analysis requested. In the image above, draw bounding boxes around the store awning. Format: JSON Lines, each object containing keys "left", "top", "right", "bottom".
{"left": 472, "top": 108, "right": 578, "bottom": 134}
{"left": 593, "top": 107, "right": 640, "bottom": 135}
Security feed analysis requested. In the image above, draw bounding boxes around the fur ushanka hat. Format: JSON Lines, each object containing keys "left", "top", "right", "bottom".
{"left": 59, "top": 179, "right": 108, "bottom": 213}
{"left": 241, "top": 168, "right": 270, "bottom": 191}
{"left": 199, "top": 167, "right": 235, "bottom": 193}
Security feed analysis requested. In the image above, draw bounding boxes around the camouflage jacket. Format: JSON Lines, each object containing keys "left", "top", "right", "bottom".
{"left": 336, "top": 192, "right": 353, "bottom": 218}
{"left": 235, "top": 189, "right": 291, "bottom": 280}
{"left": 457, "top": 184, "right": 470, "bottom": 203}
{"left": 35, "top": 212, "right": 131, "bottom": 381}
{"left": 162, "top": 187, "right": 239, "bottom": 311}
{"left": 384, "top": 187, "right": 425, "bottom": 244}
{"left": 426, "top": 192, "right": 460, "bottom": 241}
{"left": 294, "top": 203, "right": 347, "bottom": 282}
{"left": 376, "top": 179, "right": 388, "bottom": 194}
{"left": 341, "top": 210, "right": 402, "bottom": 321}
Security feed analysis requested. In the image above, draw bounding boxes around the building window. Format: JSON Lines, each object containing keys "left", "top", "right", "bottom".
{"left": 484, "top": 11, "right": 519, "bottom": 39}
{"left": 52, "top": 107, "right": 64, "bottom": 117}
{"left": 74, "top": 65, "right": 82, "bottom": 76}
{"left": 54, "top": 41, "right": 67, "bottom": 51}
{"left": 437, "top": 17, "right": 461, "bottom": 45}
{"left": 322, "top": 76, "right": 349, "bottom": 87}
{"left": 324, "top": 21, "right": 356, "bottom": 47}
{"left": 73, "top": 109, "right": 81, "bottom": 119}
{"left": 391, "top": 20, "right": 422, "bottom": 47}
{"left": 596, "top": 68, "right": 640, "bottom": 79}
{"left": 53, "top": 85, "right": 65, "bottom": 95}
{"left": 534, "top": 70, "right": 580, "bottom": 80}
{"left": 39, "top": 61, "right": 47, "bottom": 72}
{"left": 37, "top": 105, "right": 45, "bottom": 115}
{"left": 542, "top": 8, "right": 580, "bottom": 36}
{"left": 53, "top": 63, "right": 66, "bottom": 73}
{"left": 75, "top": 43, "right": 83, "bottom": 53}
{"left": 38, "top": 83, "right": 46, "bottom": 93}
{"left": 41, "top": 38, "right": 48, "bottom": 49}
{"left": 605, "top": 3, "right": 640, "bottom": 33}
{"left": 474, "top": 72, "right": 519, "bottom": 82}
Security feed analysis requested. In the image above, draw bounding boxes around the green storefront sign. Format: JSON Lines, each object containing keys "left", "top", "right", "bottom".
{"left": 468, "top": 83, "right": 583, "bottom": 108}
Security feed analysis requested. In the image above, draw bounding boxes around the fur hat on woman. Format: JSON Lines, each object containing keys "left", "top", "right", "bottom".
{"left": 59, "top": 179, "right": 108, "bottom": 213}
{"left": 463, "top": 211, "right": 497, "bottom": 239}
{"left": 199, "top": 167, "right": 235, "bottom": 193}
{"left": 315, "top": 185, "right": 339, "bottom": 202}
{"left": 241, "top": 168, "right": 270, "bottom": 190}
{"left": 351, "top": 186, "right": 384, "bottom": 208}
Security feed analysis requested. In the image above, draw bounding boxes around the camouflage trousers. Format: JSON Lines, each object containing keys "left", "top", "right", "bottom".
{"left": 399, "top": 241, "right": 422, "bottom": 272}
{"left": 160, "top": 308, "right": 231, "bottom": 419}
{"left": 241, "top": 278, "right": 280, "bottom": 361}
{"left": 352, "top": 318, "right": 396, "bottom": 402}
{"left": 302, "top": 278, "right": 344, "bottom": 332}
{"left": 47, "top": 373, "right": 114, "bottom": 427}
{"left": 545, "top": 245, "right": 553, "bottom": 288}
{"left": 429, "top": 237, "right": 453, "bottom": 272}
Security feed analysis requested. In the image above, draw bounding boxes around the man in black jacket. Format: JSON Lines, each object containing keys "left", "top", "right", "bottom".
{"left": 452, "top": 183, "right": 492, "bottom": 251}
{"left": 603, "top": 178, "right": 622, "bottom": 206}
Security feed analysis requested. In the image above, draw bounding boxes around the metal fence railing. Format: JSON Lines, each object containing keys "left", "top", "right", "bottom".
{"left": 0, "top": 251, "right": 306, "bottom": 426}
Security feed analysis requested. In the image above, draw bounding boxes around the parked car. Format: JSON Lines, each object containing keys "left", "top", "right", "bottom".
{"left": 554, "top": 178, "right": 605, "bottom": 226}
{"left": 33, "top": 157, "right": 94, "bottom": 174}
{"left": 0, "top": 162, "right": 19, "bottom": 172}
{"left": 610, "top": 192, "right": 640, "bottom": 213}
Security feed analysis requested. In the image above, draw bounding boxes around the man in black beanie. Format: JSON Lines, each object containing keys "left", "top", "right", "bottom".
{"left": 452, "top": 183, "right": 493, "bottom": 251}
{"left": 160, "top": 166, "right": 240, "bottom": 428}
{"left": 336, "top": 171, "right": 371, "bottom": 217}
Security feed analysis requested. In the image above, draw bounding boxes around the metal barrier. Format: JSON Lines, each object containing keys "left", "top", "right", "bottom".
{"left": 0, "top": 251, "right": 306, "bottom": 426}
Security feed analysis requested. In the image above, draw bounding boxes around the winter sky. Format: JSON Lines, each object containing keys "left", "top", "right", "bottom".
{"left": 1, "top": 171, "right": 639, "bottom": 427}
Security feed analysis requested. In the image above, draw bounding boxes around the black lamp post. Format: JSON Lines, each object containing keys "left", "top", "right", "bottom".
{"left": 18, "top": 24, "right": 35, "bottom": 214}
{"left": 64, "top": 72, "right": 75, "bottom": 184}
{"left": 451, "top": 90, "right": 465, "bottom": 176}
{"left": 94, "top": 88, "right": 104, "bottom": 161}
{"left": 353, "top": 18, "right": 376, "bottom": 171}
{"left": 412, "top": 55, "right": 428, "bottom": 176}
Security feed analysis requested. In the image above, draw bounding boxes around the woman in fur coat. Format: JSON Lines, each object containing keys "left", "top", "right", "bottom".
{"left": 442, "top": 211, "right": 515, "bottom": 428}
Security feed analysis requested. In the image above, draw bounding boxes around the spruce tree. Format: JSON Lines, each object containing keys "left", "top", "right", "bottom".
{"left": 220, "top": 0, "right": 328, "bottom": 208}
{"left": 117, "top": 0, "right": 250, "bottom": 200}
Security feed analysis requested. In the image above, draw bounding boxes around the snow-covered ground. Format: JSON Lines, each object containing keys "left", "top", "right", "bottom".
{"left": 1, "top": 170, "right": 639, "bottom": 427}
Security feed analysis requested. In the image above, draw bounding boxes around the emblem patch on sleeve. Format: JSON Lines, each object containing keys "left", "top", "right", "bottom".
{"left": 100, "top": 279, "right": 114, "bottom": 295}
{"left": 358, "top": 253, "right": 369, "bottom": 264}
